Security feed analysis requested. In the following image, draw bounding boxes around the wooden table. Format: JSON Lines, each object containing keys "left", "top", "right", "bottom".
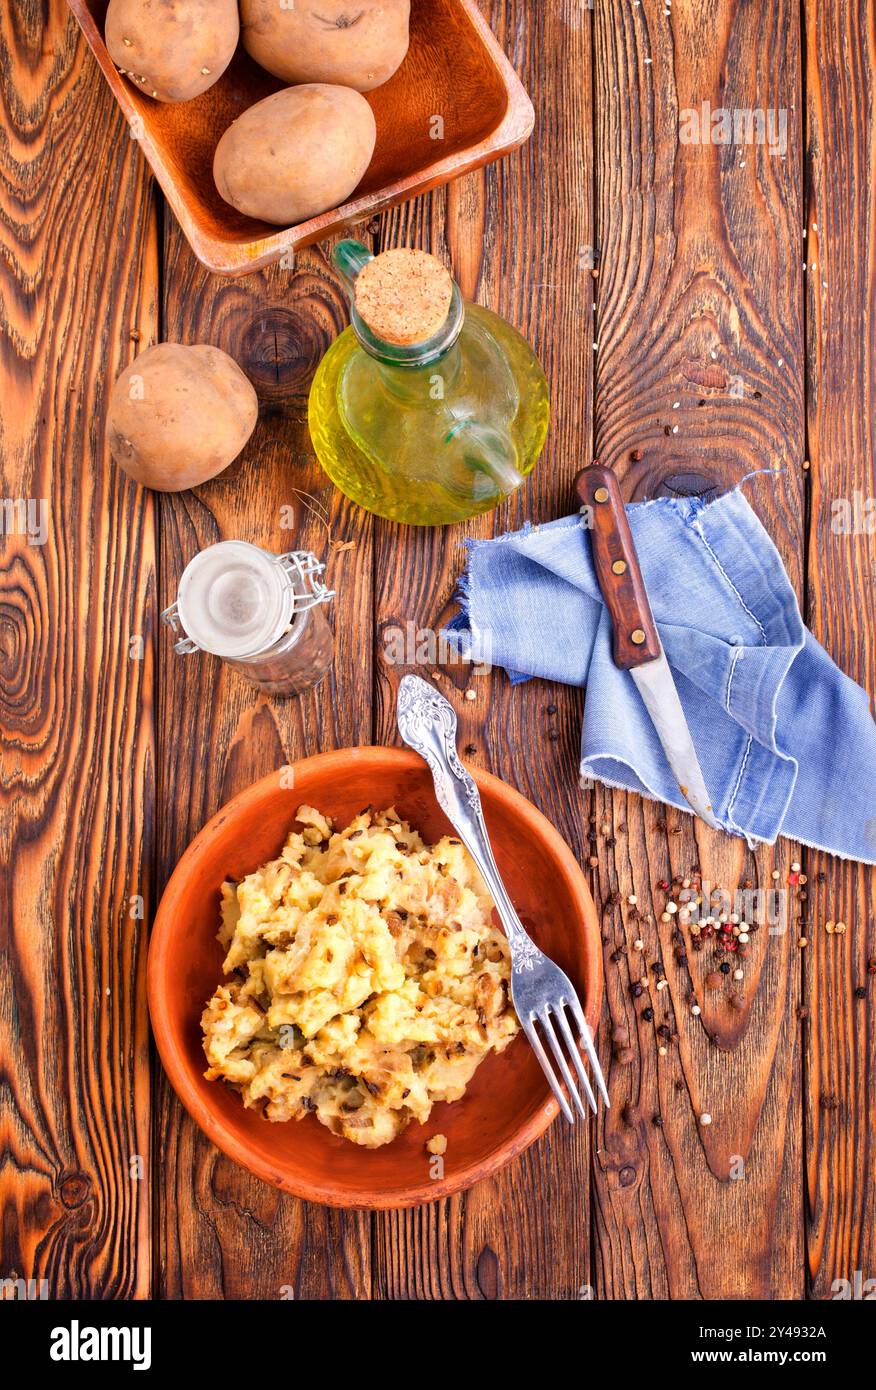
{"left": 2, "top": 0, "right": 874, "bottom": 1300}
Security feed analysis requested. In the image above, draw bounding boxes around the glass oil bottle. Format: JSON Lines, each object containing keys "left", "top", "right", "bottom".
{"left": 308, "top": 241, "right": 550, "bottom": 526}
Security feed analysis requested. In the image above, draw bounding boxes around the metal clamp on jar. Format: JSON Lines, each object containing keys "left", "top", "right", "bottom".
{"left": 162, "top": 541, "right": 335, "bottom": 696}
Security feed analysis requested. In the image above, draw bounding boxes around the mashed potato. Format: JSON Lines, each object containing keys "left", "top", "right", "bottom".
{"left": 201, "top": 804, "right": 519, "bottom": 1147}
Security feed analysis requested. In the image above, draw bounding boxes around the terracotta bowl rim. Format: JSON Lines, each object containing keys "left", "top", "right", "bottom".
{"left": 148, "top": 746, "right": 602, "bottom": 1208}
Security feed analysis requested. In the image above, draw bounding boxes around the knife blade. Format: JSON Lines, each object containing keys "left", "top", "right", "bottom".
{"left": 574, "top": 463, "right": 720, "bottom": 830}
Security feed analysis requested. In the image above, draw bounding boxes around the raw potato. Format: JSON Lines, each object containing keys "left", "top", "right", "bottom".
{"left": 106, "top": 0, "right": 240, "bottom": 103}
{"left": 106, "top": 344, "right": 258, "bottom": 492}
{"left": 240, "top": 0, "right": 410, "bottom": 92}
{"left": 213, "top": 84, "right": 377, "bottom": 227}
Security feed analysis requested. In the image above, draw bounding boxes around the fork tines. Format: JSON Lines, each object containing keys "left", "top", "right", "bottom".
{"left": 523, "top": 997, "right": 609, "bottom": 1121}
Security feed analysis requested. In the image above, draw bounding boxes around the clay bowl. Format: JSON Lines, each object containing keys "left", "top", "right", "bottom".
{"left": 66, "top": 0, "right": 534, "bottom": 277}
{"left": 148, "top": 748, "right": 602, "bottom": 1208}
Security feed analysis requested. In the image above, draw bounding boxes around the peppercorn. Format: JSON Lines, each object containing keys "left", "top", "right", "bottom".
{"left": 611, "top": 1025, "right": 629, "bottom": 1045}
{"left": 631, "top": 448, "right": 643, "bottom": 462}
{"left": 631, "top": 982, "right": 644, "bottom": 998}
{"left": 705, "top": 972, "right": 722, "bottom": 988}
{"left": 657, "top": 1023, "right": 670, "bottom": 1038}
{"left": 729, "top": 993, "right": 745, "bottom": 1011}
{"left": 651, "top": 1112, "right": 662, "bottom": 1126}
{"left": 720, "top": 962, "right": 731, "bottom": 974}
{"left": 821, "top": 1093, "right": 839, "bottom": 1111}
{"left": 797, "top": 1005, "right": 809, "bottom": 1019}
{"left": 642, "top": 1006, "right": 654, "bottom": 1021}
{"left": 854, "top": 985, "right": 867, "bottom": 999}
{"left": 614, "top": 1046, "right": 635, "bottom": 1064}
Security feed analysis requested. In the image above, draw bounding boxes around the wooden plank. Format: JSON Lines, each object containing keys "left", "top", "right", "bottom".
{"left": 371, "top": 0, "right": 595, "bottom": 1299}
{"left": 803, "top": 0, "right": 876, "bottom": 1300}
{"left": 591, "top": 0, "right": 806, "bottom": 1297}
{"left": 0, "top": 4, "right": 156, "bottom": 1298}
{"left": 154, "top": 232, "right": 372, "bottom": 1298}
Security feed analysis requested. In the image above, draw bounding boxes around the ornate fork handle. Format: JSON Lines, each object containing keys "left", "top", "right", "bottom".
{"left": 397, "top": 676, "right": 544, "bottom": 972}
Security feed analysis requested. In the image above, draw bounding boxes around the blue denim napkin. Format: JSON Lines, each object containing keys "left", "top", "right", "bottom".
{"left": 447, "top": 486, "right": 876, "bottom": 862}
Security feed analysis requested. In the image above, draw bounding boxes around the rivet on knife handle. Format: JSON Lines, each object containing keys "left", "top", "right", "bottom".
{"left": 575, "top": 464, "right": 661, "bottom": 669}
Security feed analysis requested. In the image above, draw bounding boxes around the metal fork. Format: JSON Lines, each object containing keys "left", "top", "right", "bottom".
{"left": 397, "top": 675, "right": 609, "bottom": 1121}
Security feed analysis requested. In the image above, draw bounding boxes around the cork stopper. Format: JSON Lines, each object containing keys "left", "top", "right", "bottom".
{"left": 353, "top": 248, "right": 454, "bottom": 347}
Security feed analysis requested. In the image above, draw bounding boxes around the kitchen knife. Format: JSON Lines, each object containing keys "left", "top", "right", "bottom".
{"left": 574, "top": 464, "right": 721, "bottom": 830}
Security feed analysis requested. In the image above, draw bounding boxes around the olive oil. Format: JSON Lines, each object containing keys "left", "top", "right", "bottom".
{"left": 309, "top": 242, "right": 550, "bottom": 526}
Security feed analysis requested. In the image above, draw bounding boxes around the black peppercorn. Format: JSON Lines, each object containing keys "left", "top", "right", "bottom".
{"left": 642, "top": 1005, "right": 654, "bottom": 1021}
{"left": 720, "top": 962, "right": 731, "bottom": 974}
{"left": 632, "top": 982, "right": 644, "bottom": 998}
{"left": 854, "top": 985, "right": 867, "bottom": 999}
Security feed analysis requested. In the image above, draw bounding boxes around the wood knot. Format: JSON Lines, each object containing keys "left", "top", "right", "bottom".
{"left": 654, "top": 472, "right": 721, "bottom": 501}
{"left": 237, "top": 307, "right": 333, "bottom": 403}
{"left": 475, "top": 1243, "right": 501, "bottom": 1300}
{"left": 58, "top": 1171, "right": 92, "bottom": 1208}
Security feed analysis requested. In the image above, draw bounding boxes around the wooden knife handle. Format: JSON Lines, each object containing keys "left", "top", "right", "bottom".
{"left": 574, "top": 463, "right": 661, "bottom": 669}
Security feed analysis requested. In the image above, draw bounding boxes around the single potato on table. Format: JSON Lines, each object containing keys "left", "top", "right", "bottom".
{"left": 106, "top": 0, "right": 240, "bottom": 103}
{"left": 106, "top": 343, "right": 258, "bottom": 492}
{"left": 213, "top": 84, "right": 377, "bottom": 226}
{"left": 240, "top": 0, "right": 410, "bottom": 92}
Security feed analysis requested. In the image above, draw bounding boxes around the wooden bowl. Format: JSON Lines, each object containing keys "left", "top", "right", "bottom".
{"left": 148, "top": 748, "right": 602, "bottom": 1208}
{"left": 67, "top": 0, "right": 534, "bottom": 278}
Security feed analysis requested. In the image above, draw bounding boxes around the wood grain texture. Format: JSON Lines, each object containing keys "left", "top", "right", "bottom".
{"left": 590, "top": 0, "right": 806, "bottom": 1298}
{"left": 0, "top": 1, "right": 156, "bottom": 1297}
{"left": 803, "top": 0, "right": 876, "bottom": 1301}
{"left": 371, "top": 0, "right": 596, "bottom": 1300}
{"left": 153, "top": 227, "right": 374, "bottom": 1297}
